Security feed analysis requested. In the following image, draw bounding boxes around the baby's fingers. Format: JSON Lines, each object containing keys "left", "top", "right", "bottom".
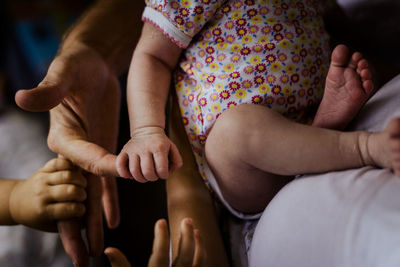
{"left": 46, "top": 170, "right": 87, "bottom": 188}
{"left": 41, "top": 158, "right": 74, "bottom": 172}
{"left": 47, "top": 184, "right": 87, "bottom": 202}
{"left": 140, "top": 153, "right": 158, "bottom": 181}
{"left": 46, "top": 202, "right": 86, "bottom": 221}
{"left": 153, "top": 151, "right": 169, "bottom": 179}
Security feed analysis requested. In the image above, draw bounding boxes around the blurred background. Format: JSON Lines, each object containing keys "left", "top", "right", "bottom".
{"left": 0, "top": 0, "right": 399, "bottom": 266}
{"left": 0, "top": 0, "right": 167, "bottom": 266}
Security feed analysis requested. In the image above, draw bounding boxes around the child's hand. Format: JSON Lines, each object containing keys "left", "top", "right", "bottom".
{"left": 116, "top": 126, "right": 183, "bottom": 182}
{"left": 9, "top": 158, "right": 87, "bottom": 232}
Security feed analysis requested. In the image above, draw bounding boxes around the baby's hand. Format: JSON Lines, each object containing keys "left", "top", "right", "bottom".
{"left": 9, "top": 158, "right": 87, "bottom": 232}
{"left": 116, "top": 126, "right": 182, "bottom": 182}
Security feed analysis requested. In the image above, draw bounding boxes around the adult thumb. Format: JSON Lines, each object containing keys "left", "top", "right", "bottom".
{"left": 15, "top": 57, "right": 72, "bottom": 112}
{"left": 15, "top": 81, "right": 68, "bottom": 112}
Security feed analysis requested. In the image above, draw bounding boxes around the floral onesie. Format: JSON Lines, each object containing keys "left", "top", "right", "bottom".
{"left": 143, "top": 0, "right": 330, "bottom": 218}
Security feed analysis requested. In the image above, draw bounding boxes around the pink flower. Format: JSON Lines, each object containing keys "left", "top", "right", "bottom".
{"left": 236, "top": 18, "right": 247, "bottom": 27}
{"left": 272, "top": 85, "right": 282, "bottom": 95}
{"left": 265, "top": 54, "right": 276, "bottom": 63}
{"left": 219, "top": 90, "right": 231, "bottom": 99}
{"left": 236, "top": 27, "right": 247, "bottom": 36}
{"left": 254, "top": 75, "right": 265, "bottom": 85}
{"left": 247, "top": 8, "right": 258, "bottom": 17}
{"left": 255, "top": 63, "right": 267, "bottom": 73}
{"left": 229, "top": 71, "right": 240, "bottom": 79}
{"left": 264, "top": 42, "right": 276, "bottom": 51}
{"left": 240, "top": 46, "right": 251, "bottom": 56}
{"left": 194, "top": 6, "right": 204, "bottom": 14}
{"left": 252, "top": 95, "right": 263, "bottom": 104}
{"left": 229, "top": 81, "right": 240, "bottom": 91}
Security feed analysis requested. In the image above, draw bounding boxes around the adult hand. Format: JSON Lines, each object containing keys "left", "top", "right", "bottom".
{"left": 105, "top": 218, "right": 206, "bottom": 267}
{"left": 15, "top": 42, "right": 121, "bottom": 266}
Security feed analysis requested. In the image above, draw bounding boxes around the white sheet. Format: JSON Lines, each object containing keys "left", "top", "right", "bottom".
{"left": 249, "top": 75, "right": 400, "bottom": 267}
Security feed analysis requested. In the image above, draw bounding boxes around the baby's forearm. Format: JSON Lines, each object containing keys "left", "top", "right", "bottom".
{"left": 127, "top": 23, "right": 182, "bottom": 133}
{"left": 0, "top": 179, "right": 19, "bottom": 225}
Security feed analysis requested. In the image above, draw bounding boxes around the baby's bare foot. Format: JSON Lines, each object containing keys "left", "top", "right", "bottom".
{"left": 313, "top": 44, "right": 374, "bottom": 130}
{"left": 360, "top": 118, "right": 400, "bottom": 176}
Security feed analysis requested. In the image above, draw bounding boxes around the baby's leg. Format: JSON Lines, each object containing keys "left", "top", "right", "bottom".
{"left": 313, "top": 45, "right": 374, "bottom": 130}
{"left": 205, "top": 104, "right": 400, "bottom": 213}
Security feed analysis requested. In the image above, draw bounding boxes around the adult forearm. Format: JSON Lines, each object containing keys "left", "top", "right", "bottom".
{"left": 0, "top": 180, "right": 19, "bottom": 225}
{"left": 61, "top": 0, "right": 145, "bottom": 76}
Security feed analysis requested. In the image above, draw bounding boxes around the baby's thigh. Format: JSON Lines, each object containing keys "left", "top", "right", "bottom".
{"left": 204, "top": 104, "right": 291, "bottom": 213}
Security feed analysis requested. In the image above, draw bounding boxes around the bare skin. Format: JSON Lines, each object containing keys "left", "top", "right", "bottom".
{"left": 204, "top": 45, "right": 400, "bottom": 214}
{"left": 313, "top": 44, "right": 374, "bottom": 130}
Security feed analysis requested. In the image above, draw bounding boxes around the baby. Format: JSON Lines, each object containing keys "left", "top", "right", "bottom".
{"left": 116, "top": 0, "right": 400, "bottom": 215}
{"left": 0, "top": 158, "right": 86, "bottom": 231}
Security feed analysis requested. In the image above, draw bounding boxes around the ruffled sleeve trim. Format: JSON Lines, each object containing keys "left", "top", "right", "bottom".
{"left": 142, "top": 7, "right": 192, "bottom": 48}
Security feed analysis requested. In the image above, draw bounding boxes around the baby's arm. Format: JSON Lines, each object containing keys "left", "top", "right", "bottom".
{"left": 0, "top": 158, "right": 86, "bottom": 232}
{"left": 117, "top": 22, "right": 183, "bottom": 182}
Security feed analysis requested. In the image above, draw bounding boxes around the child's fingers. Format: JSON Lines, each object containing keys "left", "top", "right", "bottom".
{"left": 46, "top": 170, "right": 87, "bottom": 188}
{"left": 173, "top": 218, "right": 195, "bottom": 267}
{"left": 153, "top": 151, "right": 169, "bottom": 179}
{"left": 129, "top": 154, "right": 147, "bottom": 183}
{"left": 148, "top": 219, "right": 170, "bottom": 267}
{"left": 41, "top": 158, "right": 74, "bottom": 172}
{"left": 140, "top": 153, "right": 158, "bottom": 181}
{"left": 116, "top": 152, "right": 132, "bottom": 179}
{"left": 193, "top": 229, "right": 206, "bottom": 267}
{"left": 169, "top": 143, "right": 183, "bottom": 173}
{"left": 46, "top": 202, "right": 86, "bottom": 220}
{"left": 105, "top": 247, "right": 132, "bottom": 267}
{"left": 47, "top": 184, "right": 87, "bottom": 202}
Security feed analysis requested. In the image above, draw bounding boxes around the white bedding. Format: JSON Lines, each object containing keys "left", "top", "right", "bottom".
{"left": 249, "top": 74, "right": 400, "bottom": 267}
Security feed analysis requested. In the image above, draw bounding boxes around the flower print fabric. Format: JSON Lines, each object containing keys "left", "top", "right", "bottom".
{"left": 143, "top": 0, "right": 331, "bottom": 212}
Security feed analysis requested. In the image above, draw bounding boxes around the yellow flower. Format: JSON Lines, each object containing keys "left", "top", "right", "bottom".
{"left": 251, "top": 15, "right": 262, "bottom": 24}
{"left": 266, "top": 17, "right": 276, "bottom": 24}
{"left": 305, "top": 57, "right": 313, "bottom": 67}
{"left": 198, "top": 41, "right": 209, "bottom": 49}
{"left": 300, "top": 34, "right": 308, "bottom": 44}
{"left": 231, "top": 12, "right": 242, "bottom": 20}
{"left": 257, "top": 36, "right": 269, "bottom": 44}
{"left": 217, "top": 42, "right": 227, "bottom": 50}
{"left": 215, "top": 83, "right": 224, "bottom": 92}
{"left": 250, "top": 56, "right": 261, "bottom": 65}
{"left": 235, "top": 89, "right": 247, "bottom": 99}
{"left": 242, "top": 35, "right": 252, "bottom": 44}
{"left": 280, "top": 40, "right": 290, "bottom": 48}
{"left": 258, "top": 84, "right": 270, "bottom": 94}
{"left": 282, "top": 86, "right": 293, "bottom": 96}
{"left": 176, "top": 81, "right": 184, "bottom": 91}
{"left": 224, "top": 63, "right": 235, "bottom": 73}
{"left": 194, "top": 14, "right": 204, "bottom": 23}
{"left": 211, "top": 103, "right": 221, "bottom": 113}
{"left": 270, "top": 62, "right": 282, "bottom": 72}
{"left": 209, "top": 63, "right": 219, "bottom": 71}
{"left": 302, "top": 78, "right": 311, "bottom": 88}
{"left": 181, "top": 0, "right": 191, "bottom": 8}
{"left": 230, "top": 44, "right": 242, "bottom": 53}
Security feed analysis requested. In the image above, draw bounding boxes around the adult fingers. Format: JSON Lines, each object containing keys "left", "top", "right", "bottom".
{"left": 85, "top": 173, "right": 104, "bottom": 257}
{"left": 173, "top": 218, "right": 195, "bottom": 267}
{"left": 105, "top": 247, "right": 132, "bottom": 267}
{"left": 148, "top": 219, "right": 170, "bottom": 267}
{"left": 58, "top": 220, "right": 89, "bottom": 267}
{"left": 193, "top": 229, "right": 206, "bottom": 267}
{"left": 15, "top": 58, "right": 72, "bottom": 112}
{"left": 101, "top": 177, "right": 120, "bottom": 229}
